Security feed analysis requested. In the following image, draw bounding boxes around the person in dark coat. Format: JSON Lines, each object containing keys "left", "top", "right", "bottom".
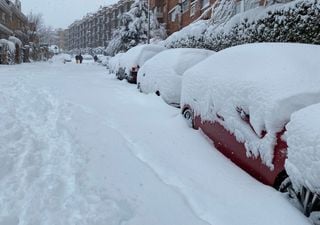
{"left": 75, "top": 55, "right": 79, "bottom": 64}
{"left": 79, "top": 54, "right": 83, "bottom": 64}
{"left": 94, "top": 55, "right": 98, "bottom": 62}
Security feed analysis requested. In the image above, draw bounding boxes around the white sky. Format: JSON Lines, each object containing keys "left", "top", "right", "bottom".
{"left": 22, "top": 0, "right": 118, "bottom": 28}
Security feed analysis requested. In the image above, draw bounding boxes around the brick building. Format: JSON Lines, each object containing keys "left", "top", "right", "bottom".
{"left": 150, "top": 0, "right": 286, "bottom": 35}
{"left": 66, "top": 0, "right": 133, "bottom": 50}
{"left": 0, "top": 0, "right": 28, "bottom": 42}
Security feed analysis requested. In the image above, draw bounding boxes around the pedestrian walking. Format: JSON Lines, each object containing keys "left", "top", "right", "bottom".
{"left": 75, "top": 55, "right": 79, "bottom": 64}
{"left": 79, "top": 54, "right": 83, "bottom": 64}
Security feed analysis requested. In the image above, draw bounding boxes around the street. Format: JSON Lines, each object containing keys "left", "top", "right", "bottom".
{"left": 0, "top": 60, "right": 311, "bottom": 225}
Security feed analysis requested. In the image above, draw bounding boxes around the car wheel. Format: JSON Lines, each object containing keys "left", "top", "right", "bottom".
{"left": 299, "top": 186, "right": 320, "bottom": 217}
{"left": 137, "top": 82, "right": 142, "bottom": 92}
{"left": 183, "top": 108, "right": 194, "bottom": 128}
{"left": 278, "top": 176, "right": 294, "bottom": 195}
{"left": 276, "top": 174, "right": 314, "bottom": 215}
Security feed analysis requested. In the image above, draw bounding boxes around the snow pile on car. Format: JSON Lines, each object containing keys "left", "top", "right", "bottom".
{"left": 138, "top": 48, "right": 214, "bottom": 105}
{"left": 119, "top": 44, "right": 166, "bottom": 74}
{"left": 51, "top": 54, "right": 72, "bottom": 63}
{"left": 108, "top": 52, "right": 124, "bottom": 74}
{"left": 285, "top": 104, "right": 320, "bottom": 192}
{"left": 181, "top": 43, "right": 320, "bottom": 168}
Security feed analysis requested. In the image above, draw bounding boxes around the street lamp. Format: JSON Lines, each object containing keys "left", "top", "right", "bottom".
{"left": 147, "top": 0, "right": 150, "bottom": 44}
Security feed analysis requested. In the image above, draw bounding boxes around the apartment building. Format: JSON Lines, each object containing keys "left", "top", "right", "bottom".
{"left": 67, "top": 0, "right": 133, "bottom": 50}
{"left": 150, "top": 0, "right": 285, "bottom": 35}
{"left": 0, "top": 0, "right": 28, "bottom": 41}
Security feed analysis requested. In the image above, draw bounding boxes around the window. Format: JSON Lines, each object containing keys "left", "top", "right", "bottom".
{"left": 201, "top": 0, "right": 210, "bottom": 9}
{"left": 235, "top": 1, "right": 241, "bottom": 14}
{"left": 181, "top": 0, "right": 189, "bottom": 13}
{"left": 170, "top": 10, "right": 177, "bottom": 22}
{"left": 244, "top": 0, "right": 260, "bottom": 11}
{"left": 169, "top": 7, "right": 179, "bottom": 22}
{"left": 190, "top": 2, "right": 196, "bottom": 16}
{"left": 237, "top": 0, "right": 261, "bottom": 13}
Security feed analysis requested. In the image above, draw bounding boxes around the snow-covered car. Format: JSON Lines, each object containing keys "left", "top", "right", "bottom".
{"left": 285, "top": 104, "right": 320, "bottom": 221}
{"left": 137, "top": 48, "right": 214, "bottom": 107}
{"left": 81, "top": 54, "right": 94, "bottom": 64}
{"left": 63, "top": 54, "right": 72, "bottom": 63}
{"left": 96, "top": 55, "right": 110, "bottom": 66}
{"left": 117, "top": 44, "right": 166, "bottom": 83}
{"left": 181, "top": 43, "right": 320, "bottom": 220}
{"left": 109, "top": 53, "right": 124, "bottom": 74}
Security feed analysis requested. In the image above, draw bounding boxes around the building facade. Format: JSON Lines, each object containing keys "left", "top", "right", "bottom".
{"left": 0, "top": 0, "right": 28, "bottom": 42}
{"left": 66, "top": 0, "right": 294, "bottom": 50}
{"left": 150, "top": 0, "right": 288, "bottom": 35}
{"left": 67, "top": 0, "right": 133, "bottom": 50}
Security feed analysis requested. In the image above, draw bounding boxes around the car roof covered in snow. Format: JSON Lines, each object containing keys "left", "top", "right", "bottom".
{"left": 139, "top": 48, "right": 214, "bottom": 77}
{"left": 137, "top": 48, "right": 214, "bottom": 104}
{"left": 119, "top": 44, "right": 166, "bottom": 72}
{"left": 182, "top": 43, "right": 320, "bottom": 167}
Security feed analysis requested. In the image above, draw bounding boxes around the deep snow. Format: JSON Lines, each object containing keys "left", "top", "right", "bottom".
{"left": 0, "top": 61, "right": 311, "bottom": 225}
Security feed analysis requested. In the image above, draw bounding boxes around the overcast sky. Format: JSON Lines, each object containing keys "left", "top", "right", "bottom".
{"left": 22, "top": 0, "right": 118, "bottom": 28}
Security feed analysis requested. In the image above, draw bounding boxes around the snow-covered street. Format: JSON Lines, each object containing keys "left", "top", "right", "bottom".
{"left": 0, "top": 61, "right": 311, "bottom": 225}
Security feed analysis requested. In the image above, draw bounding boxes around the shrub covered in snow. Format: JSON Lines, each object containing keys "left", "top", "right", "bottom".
{"left": 106, "top": 0, "right": 166, "bottom": 56}
{"left": 165, "top": 0, "right": 320, "bottom": 51}
{"left": 0, "top": 39, "right": 16, "bottom": 64}
{"left": 181, "top": 43, "right": 320, "bottom": 168}
{"left": 8, "top": 36, "right": 24, "bottom": 64}
{"left": 8, "top": 36, "right": 22, "bottom": 48}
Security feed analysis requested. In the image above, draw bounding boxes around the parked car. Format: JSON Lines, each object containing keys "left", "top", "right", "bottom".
{"left": 81, "top": 54, "right": 94, "bottom": 64}
{"left": 181, "top": 43, "right": 320, "bottom": 220}
{"left": 285, "top": 103, "right": 320, "bottom": 221}
{"left": 117, "top": 44, "right": 166, "bottom": 83}
{"left": 98, "top": 55, "right": 110, "bottom": 66}
{"left": 108, "top": 52, "right": 124, "bottom": 74}
{"left": 63, "top": 54, "right": 72, "bottom": 63}
{"left": 137, "top": 48, "right": 214, "bottom": 107}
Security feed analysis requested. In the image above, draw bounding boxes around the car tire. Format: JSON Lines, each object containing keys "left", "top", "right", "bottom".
{"left": 137, "top": 82, "right": 142, "bottom": 92}
{"left": 275, "top": 173, "right": 316, "bottom": 216}
{"left": 182, "top": 108, "right": 194, "bottom": 128}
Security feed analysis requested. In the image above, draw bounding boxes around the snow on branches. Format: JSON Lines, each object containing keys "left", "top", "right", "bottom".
{"left": 165, "top": 0, "right": 320, "bottom": 51}
{"left": 106, "top": 0, "right": 166, "bottom": 56}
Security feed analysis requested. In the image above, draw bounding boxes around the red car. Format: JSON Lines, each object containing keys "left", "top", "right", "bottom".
{"left": 181, "top": 43, "right": 320, "bottom": 220}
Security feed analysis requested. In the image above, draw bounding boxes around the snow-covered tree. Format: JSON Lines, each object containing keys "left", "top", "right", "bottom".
{"left": 209, "top": 0, "right": 237, "bottom": 27}
{"left": 106, "top": 0, "right": 166, "bottom": 56}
